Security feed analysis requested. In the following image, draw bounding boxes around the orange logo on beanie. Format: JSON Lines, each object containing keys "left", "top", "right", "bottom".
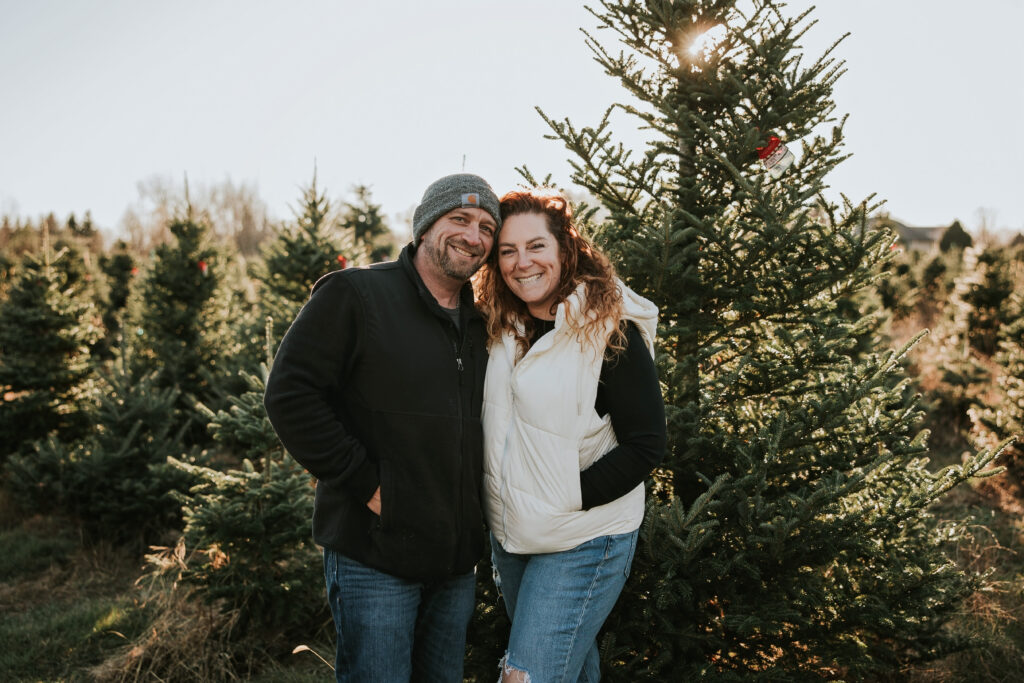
{"left": 461, "top": 193, "right": 479, "bottom": 206}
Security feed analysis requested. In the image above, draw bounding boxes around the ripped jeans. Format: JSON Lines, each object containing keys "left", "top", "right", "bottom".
{"left": 490, "top": 529, "right": 639, "bottom": 682}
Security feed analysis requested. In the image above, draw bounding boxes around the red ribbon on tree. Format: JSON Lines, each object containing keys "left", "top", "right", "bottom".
{"left": 756, "top": 135, "right": 794, "bottom": 178}
{"left": 337, "top": 254, "right": 347, "bottom": 269}
{"left": 198, "top": 260, "right": 208, "bottom": 276}
{"left": 756, "top": 136, "right": 782, "bottom": 160}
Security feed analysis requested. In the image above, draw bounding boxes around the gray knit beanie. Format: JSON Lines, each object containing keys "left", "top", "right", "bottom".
{"left": 412, "top": 173, "right": 501, "bottom": 245}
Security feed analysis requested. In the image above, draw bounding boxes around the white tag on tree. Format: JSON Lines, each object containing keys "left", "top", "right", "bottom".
{"left": 757, "top": 136, "right": 795, "bottom": 178}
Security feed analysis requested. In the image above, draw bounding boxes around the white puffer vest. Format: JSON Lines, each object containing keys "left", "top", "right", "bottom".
{"left": 482, "top": 280, "right": 658, "bottom": 554}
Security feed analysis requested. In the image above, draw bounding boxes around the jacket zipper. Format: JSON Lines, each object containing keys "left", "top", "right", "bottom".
{"left": 450, "top": 319, "right": 466, "bottom": 569}
{"left": 453, "top": 338, "right": 464, "bottom": 371}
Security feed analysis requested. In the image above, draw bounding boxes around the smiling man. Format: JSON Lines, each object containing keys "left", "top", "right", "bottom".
{"left": 264, "top": 173, "right": 500, "bottom": 683}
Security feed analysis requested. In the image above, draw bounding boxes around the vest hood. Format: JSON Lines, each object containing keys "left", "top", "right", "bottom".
{"left": 555, "top": 278, "right": 658, "bottom": 356}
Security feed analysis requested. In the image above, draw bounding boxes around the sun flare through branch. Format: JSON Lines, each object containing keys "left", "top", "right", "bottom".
{"left": 688, "top": 23, "right": 728, "bottom": 58}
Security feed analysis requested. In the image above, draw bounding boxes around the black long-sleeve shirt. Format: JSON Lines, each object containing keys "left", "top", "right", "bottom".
{"left": 528, "top": 318, "right": 666, "bottom": 509}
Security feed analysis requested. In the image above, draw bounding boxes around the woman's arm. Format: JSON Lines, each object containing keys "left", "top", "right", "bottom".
{"left": 580, "top": 321, "right": 667, "bottom": 509}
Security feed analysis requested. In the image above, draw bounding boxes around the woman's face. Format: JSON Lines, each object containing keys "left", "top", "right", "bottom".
{"left": 497, "top": 212, "right": 562, "bottom": 320}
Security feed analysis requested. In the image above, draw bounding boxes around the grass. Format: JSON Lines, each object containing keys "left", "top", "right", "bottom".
{"left": 0, "top": 524, "right": 76, "bottom": 581}
{"left": 0, "top": 596, "right": 150, "bottom": 682}
{"left": 0, "top": 488, "right": 335, "bottom": 682}
{"left": 0, "top": 517, "right": 152, "bottom": 682}
{"left": 249, "top": 647, "right": 336, "bottom": 682}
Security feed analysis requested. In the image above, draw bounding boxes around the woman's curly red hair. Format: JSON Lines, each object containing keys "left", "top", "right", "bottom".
{"left": 475, "top": 188, "right": 625, "bottom": 358}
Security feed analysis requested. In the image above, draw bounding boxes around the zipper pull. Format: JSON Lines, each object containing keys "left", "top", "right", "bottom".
{"left": 452, "top": 337, "right": 464, "bottom": 371}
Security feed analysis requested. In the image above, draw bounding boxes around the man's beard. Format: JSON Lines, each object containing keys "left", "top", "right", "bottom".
{"left": 423, "top": 236, "right": 484, "bottom": 281}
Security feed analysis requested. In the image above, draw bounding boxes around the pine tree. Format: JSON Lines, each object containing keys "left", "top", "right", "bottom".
{"left": 49, "top": 237, "right": 90, "bottom": 293}
{"left": 251, "top": 172, "right": 359, "bottom": 344}
{"left": 134, "top": 210, "right": 224, "bottom": 444}
{"left": 0, "top": 251, "right": 13, "bottom": 300}
{"left": 4, "top": 347, "right": 194, "bottom": 543}
{"left": 923, "top": 246, "right": 1016, "bottom": 448}
{"left": 963, "top": 246, "right": 1018, "bottom": 357}
{"left": 340, "top": 184, "right": 397, "bottom": 262}
{"left": 535, "top": 1, "right": 1004, "bottom": 677}
{"left": 0, "top": 247, "right": 99, "bottom": 460}
{"left": 876, "top": 249, "right": 918, "bottom": 321}
{"left": 96, "top": 239, "right": 136, "bottom": 356}
{"left": 939, "top": 220, "right": 973, "bottom": 253}
{"left": 897, "top": 248, "right": 963, "bottom": 336}
{"left": 970, "top": 252, "right": 1024, "bottom": 487}
{"left": 970, "top": 306, "right": 1024, "bottom": 486}
{"left": 168, "top": 328, "right": 325, "bottom": 641}
{"left": 99, "top": 329, "right": 325, "bottom": 681}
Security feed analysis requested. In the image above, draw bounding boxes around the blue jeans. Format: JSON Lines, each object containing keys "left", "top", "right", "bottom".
{"left": 490, "top": 529, "right": 639, "bottom": 682}
{"left": 323, "top": 549, "right": 476, "bottom": 683}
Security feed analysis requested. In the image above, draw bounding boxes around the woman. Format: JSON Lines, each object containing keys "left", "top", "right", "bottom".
{"left": 477, "top": 188, "right": 666, "bottom": 682}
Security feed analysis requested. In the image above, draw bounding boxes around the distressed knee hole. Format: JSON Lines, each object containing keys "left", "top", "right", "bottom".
{"left": 498, "top": 653, "right": 531, "bottom": 683}
{"left": 492, "top": 564, "right": 503, "bottom": 599}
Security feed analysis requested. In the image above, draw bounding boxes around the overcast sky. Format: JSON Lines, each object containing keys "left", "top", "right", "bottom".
{"left": 1, "top": 1, "right": 1022, "bottom": 240}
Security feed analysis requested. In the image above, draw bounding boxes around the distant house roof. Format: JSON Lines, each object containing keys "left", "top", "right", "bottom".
{"left": 869, "top": 217, "right": 946, "bottom": 250}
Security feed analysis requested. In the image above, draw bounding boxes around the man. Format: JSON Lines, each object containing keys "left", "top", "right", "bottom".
{"left": 264, "top": 173, "right": 500, "bottom": 682}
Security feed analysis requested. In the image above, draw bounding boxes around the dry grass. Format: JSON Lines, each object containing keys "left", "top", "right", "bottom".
{"left": 0, "top": 507, "right": 327, "bottom": 682}
{"left": 88, "top": 589, "right": 248, "bottom": 683}
{"left": 88, "top": 541, "right": 259, "bottom": 683}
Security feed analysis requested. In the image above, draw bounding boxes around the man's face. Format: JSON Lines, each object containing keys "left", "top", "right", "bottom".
{"left": 419, "top": 207, "right": 497, "bottom": 282}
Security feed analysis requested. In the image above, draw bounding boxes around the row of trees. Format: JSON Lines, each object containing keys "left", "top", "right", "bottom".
{"left": 1, "top": 0, "right": 1021, "bottom": 680}
{"left": 874, "top": 240, "right": 1024, "bottom": 477}
{"left": 0, "top": 173, "right": 403, "bottom": 676}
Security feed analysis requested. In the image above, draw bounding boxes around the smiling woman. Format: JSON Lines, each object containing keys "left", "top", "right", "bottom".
{"left": 477, "top": 188, "right": 629, "bottom": 356}
{"left": 473, "top": 186, "right": 665, "bottom": 682}
{"left": 497, "top": 212, "right": 562, "bottom": 320}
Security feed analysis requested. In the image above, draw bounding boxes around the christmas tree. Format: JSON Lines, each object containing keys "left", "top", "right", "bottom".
{"left": 0, "top": 245, "right": 99, "bottom": 460}
{"left": 923, "top": 245, "right": 1018, "bottom": 449}
{"left": 251, "top": 172, "right": 359, "bottom": 344}
{"left": 537, "top": 1, "right": 1004, "bottom": 677}
{"left": 875, "top": 247, "right": 917, "bottom": 322}
{"left": 4, "top": 346, "right": 193, "bottom": 544}
{"left": 0, "top": 251, "right": 13, "bottom": 299}
{"left": 911, "top": 248, "right": 964, "bottom": 331}
{"left": 133, "top": 207, "right": 225, "bottom": 444}
{"left": 168, "top": 325, "right": 324, "bottom": 642}
{"left": 339, "top": 184, "right": 397, "bottom": 262}
{"left": 962, "top": 246, "right": 1018, "bottom": 357}
{"left": 939, "top": 220, "right": 973, "bottom": 253}
{"left": 970, "top": 272, "right": 1024, "bottom": 490}
{"left": 92, "top": 327, "right": 325, "bottom": 681}
{"left": 96, "top": 239, "right": 137, "bottom": 357}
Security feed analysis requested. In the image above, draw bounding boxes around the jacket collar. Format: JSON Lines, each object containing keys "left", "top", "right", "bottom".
{"left": 398, "top": 243, "right": 482, "bottom": 321}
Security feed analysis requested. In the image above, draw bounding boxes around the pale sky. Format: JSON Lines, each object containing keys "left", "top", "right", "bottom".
{"left": 1, "top": 1, "right": 1022, "bottom": 241}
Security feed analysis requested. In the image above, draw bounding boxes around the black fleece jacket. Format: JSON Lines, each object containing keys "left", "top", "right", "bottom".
{"left": 264, "top": 244, "right": 486, "bottom": 581}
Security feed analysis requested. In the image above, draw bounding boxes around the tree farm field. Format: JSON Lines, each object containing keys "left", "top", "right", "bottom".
{"left": 4, "top": 0, "right": 1024, "bottom": 680}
